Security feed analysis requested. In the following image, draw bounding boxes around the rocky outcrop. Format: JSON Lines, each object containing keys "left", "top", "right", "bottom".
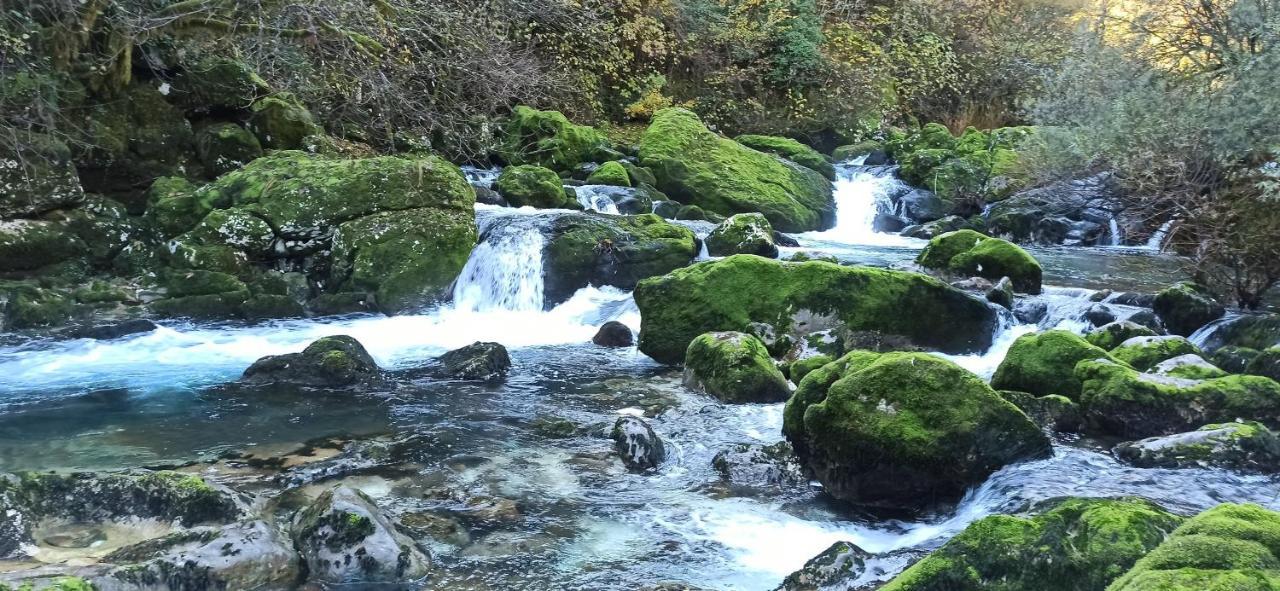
{"left": 434, "top": 342, "right": 511, "bottom": 380}
{"left": 984, "top": 174, "right": 1119, "bottom": 246}
{"left": 1153, "top": 282, "right": 1226, "bottom": 337}
{"left": 705, "top": 213, "right": 779, "bottom": 258}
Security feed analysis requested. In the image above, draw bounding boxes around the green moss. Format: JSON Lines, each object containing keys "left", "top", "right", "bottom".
{"left": 498, "top": 106, "right": 613, "bottom": 172}
{"left": 195, "top": 122, "right": 263, "bottom": 177}
{"left": 991, "top": 330, "right": 1117, "bottom": 400}
{"left": 144, "top": 176, "right": 214, "bottom": 239}
{"left": 881, "top": 497, "right": 1183, "bottom": 591}
{"left": 1087, "top": 322, "right": 1160, "bottom": 351}
{"left": 1153, "top": 282, "right": 1226, "bottom": 337}
{"left": 1245, "top": 347, "right": 1280, "bottom": 382}
{"left": 1110, "top": 336, "right": 1204, "bottom": 372}
{"left": 638, "top": 108, "right": 834, "bottom": 232}
{"left": 542, "top": 213, "right": 697, "bottom": 305}
{"left": 1077, "top": 360, "right": 1280, "bottom": 437}
{"left": 917, "top": 230, "right": 1042, "bottom": 293}
{"left": 496, "top": 165, "right": 571, "bottom": 209}
{"left": 683, "top": 332, "right": 790, "bottom": 404}
{"left": 888, "top": 125, "right": 1032, "bottom": 201}
{"left": 173, "top": 56, "right": 268, "bottom": 111}
{"left": 0, "top": 220, "right": 87, "bottom": 273}
{"left": 782, "top": 351, "right": 1049, "bottom": 508}
{"left": 1113, "top": 421, "right": 1280, "bottom": 471}
{"left": 1108, "top": 504, "right": 1280, "bottom": 591}
{"left": 634, "top": 255, "right": 999, "bottom": 364}
{"left": 1000, "top": 391, "right": 1083, "bottom": 432}
{"left": 735, "top": 134, "right": 835, "bottom": 180}
{"left": 832, "top": 140, "right": 883, "bottom": 162}
{"left": 1, "top": 282, "right": 76, "bottom": 329}
{"left": 586, "top": 161, "right": 632, "bottom": 187}
{"left": 1214, "top": 346, "right": 1264, "bottom": 374}
{"left": 0, "top": 577, "right": 97, "bottom": 591}
{"left": 0, "top": 132, "right": 84, "bottom": 218}
{"left": 705, "top": 213, "right": 778, "bottom": 257}
{"left": 789, "top": 354, "right": 835, "bottom": 383}
{"left": 248, "top": 93, "right": 322, "bottom": 150}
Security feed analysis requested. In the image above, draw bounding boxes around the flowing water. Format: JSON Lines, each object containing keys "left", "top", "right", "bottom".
{"left": 1, "top": 163, "right": 1275, "bottom": 590}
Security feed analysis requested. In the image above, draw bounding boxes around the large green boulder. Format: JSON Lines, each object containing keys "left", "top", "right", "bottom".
{"left": 991, "top": 330, "right": 1117, "bottom": 400}
{"left": 683, "top": 332, "right": 790, "bottom": 403}
{"left": 880, "top": 497, "right": 1183, "bottom": 591}
{"left": 1087, "top": 321, "right": 1160, "bottom": 351}
{"left": 634, "top": 255, "right": 1000, "bottom": 364}
{"left": 248, "top": 93, "right": 322, "bottom": 150}
{"left": 195, "top": 122, "right": 263, "bottom": 177}
{"left": 0, "top": 132, "right": 84, "bottom": 218}
{"left": 586, "top": 161, "right": 632, "bottom": 187}
{"left": 1153, "top": 282, "right": 1226, "bottom": 337}
{"left": 1113, "top": 421, "right": 1280, "bottom": 472}
{"left": 1108, "top": 504, "right": 1280, "bottom": 591}
{"left": 638, "top": 108, "right": 835, "bottom": 232}
{"left": 0, "top": 219, "right": 87, "bottom": 273}
{"left": 782, "top": 352, "right": 1049, "bottom": 509}
{"left": 144, "top": 176, "right": 208, "bottom": 239}
{"left": 498, "top": 106, "right": 612, "bottom": 172}
{"left": 496, "top": 165, "right": 572, "bottom": 209}
{"left": 1077, "top": 359, "right": 1280, "bottom": 437}
{"left": 1111, "top": 336, "right": 1204, "bottom": 372}
{"left": 704, "top": 213, "right": 779, "bottom": 258}
{"left": 917, "top": 229, "right": 1043, "bottom": 293}
{"left": 735, "top": 134, "right": 836, "bottom": 180}
{"left": 543, "top": 213, "right": 697, "bottom": 306}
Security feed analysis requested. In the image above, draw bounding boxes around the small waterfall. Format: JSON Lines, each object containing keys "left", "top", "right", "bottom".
{"left": 452, "top": 210, "right": 549, "bottom": 313}
{"left": 461, "top": 166, "right": 501, "bottom": 188}
{"left": 574, "top": 185, "right": 622, "bottom": 215}
{"left": 1144, "top": 220, "right": 1175, "bottom": 251}
{"left": 1107, "top": 218, "right": 1123, "bottom": 246}
{"left": 801, "top": 166, "right": 920, "bottom": 247}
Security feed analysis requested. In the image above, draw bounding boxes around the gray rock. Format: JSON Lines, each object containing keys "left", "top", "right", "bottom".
{"left": 711, "top": 442, "right": 805, "bottom": 489}
{"left": 292, "top": 487, "right": 431, "bottom": 586}
{"left": 775, "top": 541, "right": 871, "bottom": 591}
{"left": 242, "top": 335, "right": 381, "bottom": 387}
{"left": 592, "top": 321, "right": 634, "bottom": 347}
{"left": 612, "top": 416, "right": 665, "bottom": 472}
{"left": 102, "top": 520, "right": 299, "bottom": 591}
{"left": 435, "top": 341, "right": 511, "bottom": 380}
{"left": 1113, "top": 421, "right": 1280, "bottom": 472}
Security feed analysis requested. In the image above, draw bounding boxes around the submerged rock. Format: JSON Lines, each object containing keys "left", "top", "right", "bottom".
{"left": 783, "top": 352, "right": 1050, "bottom": 510}
{"left": 634, "top": 255, "right": 999, "bottom": 365}
{"left": 990, "top": 330, "right": 1115, "bottom": 400}
{"left": 612, "top": 416, "right": 665, "bottom": 472}
{"left": 435, "top": 341, "right": 511, "bottom": 380}
{"left": 916, "top": 229, "right": 1043, "bottom": 294}
{"left": 1086, "top": 321, "right": 1160, "bottom": 351}
{"left": 1077, "top": 359, "right": 1280, "bottom": 437}
{"left": 1108, "top": 503, "right": 1280, "bottom": 591}
{"left": 683, "top": 332, "right": 790, "bottom": 404}
{"left": 1113, "top": 421, "right": 1280, "bottom": 472}
{"left": 711, "top": 442, "right": 805, "bottom": 489}
{"left": 705, "top": 213, "right": 779, "bottom": 258}
{"left": 60, "top": 318, "right": 158, "bottom": 341}
{"left": 1110, "top": 335, "right": 1204, "bottom": 372}
{"left": 292, "top": 487, "right": 431, "bottom": 586}
{"left": 103, "top": 520, "right": 299, "bottom": 591}
{"left": 592, "top": 321, "right": 635, "bottom": 347}
{"left": 1152, "top": 281, "right": 1226, "bottom": 337}
{"left": 639, "top": 108, "right": 834, "bottom": 232}
{"left": 878, "top": 497, "right": 1183, "bottom": 591}
{"left": 242, "top": 335, "right": 381, "bottom": 387}
{"left": 776, "top": 541, "right": 871, "bottom": 591}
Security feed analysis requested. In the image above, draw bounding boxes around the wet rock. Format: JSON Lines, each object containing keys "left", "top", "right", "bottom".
{"left": 292, "top": 487, "right": 431, "bottom": 586}
{"left": 999, "top": 391, "right": 1083, "bottom": 433}
{"left": 683, "top": 332, "right": 790, "bottom": 404}
{"left": 1152, "top": 281, "right": 1226, "bottom": 337}
{"left": 783, "top": 352, "right": 1050, "bottom": 510}
{"left": 242, "top": 335, "right": 381, "bottom": 387}
{"left": 542, "top": 213, "right": 698, "bottom": 307}
{"left": 652, "top": 200, "right": 682, "bottom": 219}
{"left": 773, "top": 231, "right": 801, "bottom": 248}
{"left": 900, "top": 215, "right": 970, "bottom": 240}
{"left": 776, "top": 541, "right": 871, "bottom": 591}
{"left": 984, "top": 174, "right": 1120, "bottom": 246}
{"left": 991, "top": 330, "right": 1115, "bottom": 400}
{"left": 1110, "top": 335, "right": 1203, "bottom": 372}
{"left": 1193, "top": 313, "right": 1280, "bottom": 351}
{"left": 711, "top": 442, "right": 805, "bottom": 489}
{"left": 878, "top": 497, "right": 1183, "bottom": 591}
{"left": 917, "top": 230, "right": 1043, "bottom": 294}
{"left": 1213, "top": 345, "right": 1264, "bottom": 374}
{"left": 1084, "top": 304, "right": 1117, "bottom": 327}
{"left": 872, "top": 213, "right": 908, "bottom": 233}
{"left": 1085, "top": 321, "right": 1159, "bottom": 351}
{"left": 60, "top": 319, "right": 158, "bottom": 341}
{"left": 898, "top": 188, "right": 951, "bottom": 223}
{"left": 435, "top": 341, "right": 511, "bottom": 380}
{"left": 1077, "top": 359, "right": 1280, "bottom": 437}
{"left": 986, "top": 277, "right": 1014, "bottom": 309}
{"left": 1013, "top": 300, "right": 1048, "bottom": 325}
{"left": 474, "top": 185, "right": 506, "bottom": 206}
{"left": 1149, "top": 354, "right": 1228, "bottom": 380}
{"left": 497, "top": 164, "right": 574, "bottom": 209}
{"left": 1245, "top": 347, "right": 1280, "bottom": 382}
{"left": 592, "top": 321, "right": 634, "bottom": 347}
{"left": 706, "top": 213, "right": 779, "bottom": 258}
{"left": 103, "top": 520, "right": 299, "bottom": 591}
{"left": 458, "top": 495, "right": 521, "bottom": 526}
{"left": 1125, "top": 309, "right": 1165, "bottom": 333}
{"left": 531, "top": 416, "right": 580, "bottom": 439}
{"left": 643, "top": 583, "right": 713, "bottom": 591}
{"left": 634, "top": 255, "right": 1000, "bottom": 365}
{"left": 1113, "top": 421, "right": 1280, "bottom": 472}
{"left": 398, "top": 511, "right": 471, "bottom": 546}
{"left": 612, "top": 416, "right": 665, "bottom": 472}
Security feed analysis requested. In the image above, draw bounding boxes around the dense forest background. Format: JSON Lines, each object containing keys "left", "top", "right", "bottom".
{"left": 3, "top": 0, "right": 1280, "bottom": 305}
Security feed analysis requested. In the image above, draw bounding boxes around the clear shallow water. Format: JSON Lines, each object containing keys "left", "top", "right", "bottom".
{"left": 1, "top": 163, "right": 1272, "bottom": 590}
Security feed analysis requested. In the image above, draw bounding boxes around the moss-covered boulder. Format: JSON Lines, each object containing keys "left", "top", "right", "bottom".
{"left": 542, "top": 213, "right": 697, "bottom": 306}
{"left": 782, "top": 352, "right": 1049, "bottom": 509}
{"left": 1108, "top": 503, "right": 1280, "bottom": 591}
{"left": 1113, "top": 421, "right": 1280, "bottom": 472}
{"left": 1150, "top": 354, "right": 1230, "bottom": 380}
{"left": 638, "top": 108, "right": 834, "bottom": 232}
{"left": 1077, "top": 359, "right": 1280, "bottom": 437}
{"left": 144, "top": 176, "right": 206, "bottom": 239}
{"left": 1111, "top": 336, "right": 1204, "bottom": 372}
{"left": 889, "top": 125, "right": 1029, "bottom": 203}
{"left": 434, "top": 342, "right": 511, "bottom": 381}
{"left": 586, "top": 161, "right": 632, "bottom": 187}
{"left": 1000, "top": 391, "right": 1083, "bottom": 432}
{"left": 0, "top": 132, "right": 84, "bottom": 218}
{"left": 991, "top": 330, "right": 1117, "bottom": 400}
{"left": 832, "top": 140, "right": 885, "bottom": 163}
{"left": 172, "top": 56, "right": 268, "bottom": 112}
{"left": 879, "top": 497, "right": 1183, "bottom": 591}
{"left": 1153, "top": 282, "right": 1226, "bottom": 337}
{"left": 195, "top": 122, "right": 263, "bottom": 177}
{"left": 498, "top": 106, "right": 613, "bottom": 172}
{"left": 1087, "top": 321, "right": 1161, "bottom": 351}
{"left": 634, "top": 255, "right": 1000, "bottom": 364}
{"left": 1245, "top": 347, "right": 1280, "bottom": 382}
{"left": 496, "top": 165, "right": 572, "bottom": 209}
{"left": 242, "top": 335, "right": 382, "bottom": 387}
{"left": 789, "top": 354, "right": 835, "bottom": 384}
{"left": 75, "top": 83, "right": 194, "bottom": 208}
{"left": 683, "top": 332, "right": 790, "bottom": 403}
{"left": 704, "top": 213, "right": 779, "bottom": 258}
{"left": 735, "top": 134, "right": 836, "bottom": 180}
{"left": 292, "top": 487, "right": 430, "bottom": 586}
{"left": 917, "top": 230, "right": 1043, "bottom": 293}
{"left": 248, "top": 93, "right": 322, "bottom": 150}
{"left": 1215, "top": 346, "right": 1265, "bottom": 374}
{"left": 0, "top": 281, "right": 77, "bottom": 330}
{"left": 0, "top": 219, "right": 87, "bottom": 273}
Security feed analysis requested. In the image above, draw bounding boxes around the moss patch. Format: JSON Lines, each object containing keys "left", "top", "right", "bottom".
{"left": 991, "top": 330, "right": 1117, "bottom": 400}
